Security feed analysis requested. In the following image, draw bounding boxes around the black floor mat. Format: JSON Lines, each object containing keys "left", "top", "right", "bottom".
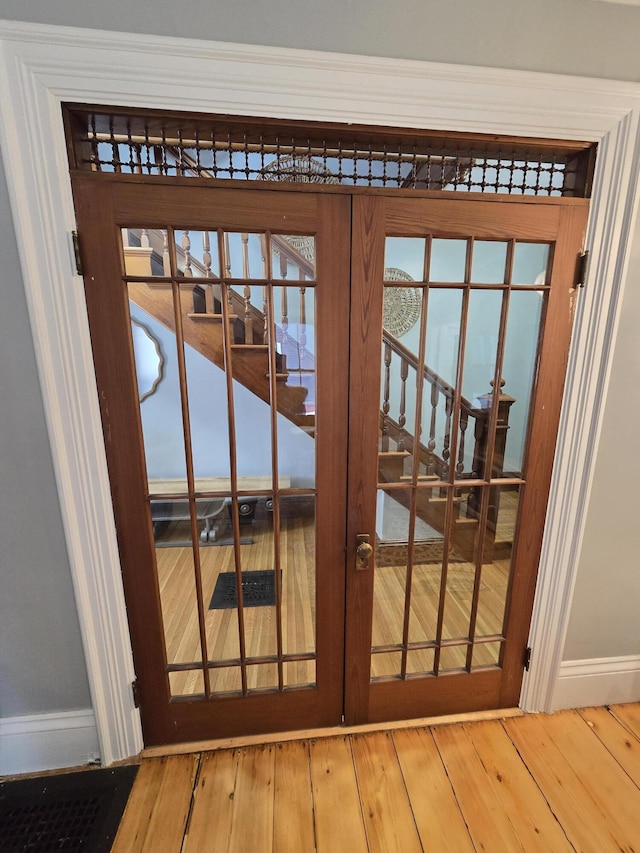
{"left": 210, "top": 570, "right": 277, "bottom": 609}
{"left": 0, "top": 765, "right": 138, "bottom": 853}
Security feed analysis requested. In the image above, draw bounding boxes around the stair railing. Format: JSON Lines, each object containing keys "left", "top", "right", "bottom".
{"left": 380, "top": 331, "right": 515, "bottom": 526}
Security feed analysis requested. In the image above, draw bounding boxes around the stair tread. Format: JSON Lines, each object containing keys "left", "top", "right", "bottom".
{"left": 187, "top": 312, "right": 239, "bottom": 321}
{"left": 399, "top": 474, "right": 439, "bottom": 482}
{"left": 231, "top": 344, "right": 269, "bottom": 350}
{"left": 378, "top": 450, "right": 411, "bottom": 459}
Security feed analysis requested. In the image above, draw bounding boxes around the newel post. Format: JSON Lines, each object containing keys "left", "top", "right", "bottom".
{"left": 468, "top": 380, "right": 515, "bottom": 563}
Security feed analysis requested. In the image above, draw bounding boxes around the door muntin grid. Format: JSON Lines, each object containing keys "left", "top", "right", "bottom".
{"left": 373, "top": 235, "right": 548, "bottom": 682}
{"left": 123, "top": 225, "right": 318, "bottom": 698}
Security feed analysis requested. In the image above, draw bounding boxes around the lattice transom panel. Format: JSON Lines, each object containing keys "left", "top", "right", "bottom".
{"left": 64, "top": 107, "right": 595, "bottom": 197}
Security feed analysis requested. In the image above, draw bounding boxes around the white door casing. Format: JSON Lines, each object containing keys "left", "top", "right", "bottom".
{"left": 0, "top": 20, "right": 639, "bottom": 763}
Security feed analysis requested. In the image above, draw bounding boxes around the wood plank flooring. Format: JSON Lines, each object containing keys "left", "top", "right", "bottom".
{"left": 112, "top": 703, "right": 640, "bottom": 852}
{"left": 157, "top": 502, "right": 512, "bottom": 696}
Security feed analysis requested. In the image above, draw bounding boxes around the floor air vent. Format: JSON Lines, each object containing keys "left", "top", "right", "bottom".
{"left": 0, "top": 765, "right": 137, "bottom": 852}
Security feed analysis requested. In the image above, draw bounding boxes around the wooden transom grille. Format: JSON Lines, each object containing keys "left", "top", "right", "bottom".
{"left": 64, "top": 106, "right": 596, "bottom": 198}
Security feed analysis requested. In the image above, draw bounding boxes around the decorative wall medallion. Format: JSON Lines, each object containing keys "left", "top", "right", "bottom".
{"left": 261, "top": 154, "right": 340, "bottom": 184}
{"left": 383, "top": 268, "right": 421, "bottom": 337}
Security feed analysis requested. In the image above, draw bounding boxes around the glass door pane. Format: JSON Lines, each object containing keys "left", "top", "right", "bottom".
{"left": 372, "top": 229, "right": 544, "bottom": 682}
{"left": 123, "top": 225, "right": 321, "bottom": 698}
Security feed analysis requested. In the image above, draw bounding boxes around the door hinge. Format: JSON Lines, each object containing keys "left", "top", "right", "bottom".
{"left": 71, "top": 230, "right": 84, "bottom": 276}
{"left": 576, "top": 250, "right": 589, "bottom": 288}
{"left": 524, "top": 646, "right": 532, "bottom": 672}
{"left": 131, "top": 679, "right": 140, "bottom": 708}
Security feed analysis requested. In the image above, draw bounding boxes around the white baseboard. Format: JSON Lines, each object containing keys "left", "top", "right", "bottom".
{"left": 552, "top": 655, "right": 640, "bottom": 710}
{"left": 0, "top": 709, "right": 100, "bottom": 776}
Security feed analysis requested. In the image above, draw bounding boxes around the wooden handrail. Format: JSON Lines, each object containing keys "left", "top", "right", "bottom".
{"left": 382, "top": 330, "right": 487, "bottom": 419}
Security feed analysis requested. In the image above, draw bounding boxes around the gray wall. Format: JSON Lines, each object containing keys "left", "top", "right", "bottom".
{"left": 0, "top": 154, "right": 91, "bottom": 717}
{"left": 562, "top": 228, "right": 640, "bottom": 660}
{"left": 1, "top": 0, "right": 640, "bottom": 722}
{"left": 1, "top": 0, "right": 640, "bottom": 82}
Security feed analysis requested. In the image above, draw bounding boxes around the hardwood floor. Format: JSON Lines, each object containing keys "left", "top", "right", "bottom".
{"left": 157, "top": 494, "right": 514, "bottom": 695}
{"left": 112, "top": 703, "right": 640, "bottom": 852}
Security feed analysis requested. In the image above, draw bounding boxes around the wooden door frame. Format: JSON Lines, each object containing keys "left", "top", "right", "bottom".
{"left": 1, "top": 21, "right": 640, "bottom": 763}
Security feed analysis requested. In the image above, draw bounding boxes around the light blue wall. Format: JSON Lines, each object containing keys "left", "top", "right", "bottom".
{"left": 384, "top": 242, "right": 544, "bottom": 475}
{"left": 131, "top": 304, "right": 315, "bottom": 488}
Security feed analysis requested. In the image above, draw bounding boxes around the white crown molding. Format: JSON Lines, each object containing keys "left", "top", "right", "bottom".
{"left": 0, "top": 21, "right": 639, "bottom": 759}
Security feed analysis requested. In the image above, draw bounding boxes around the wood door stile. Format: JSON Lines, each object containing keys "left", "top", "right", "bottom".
{"left": 344, "top": 195, "right": 386, "bottom": 725}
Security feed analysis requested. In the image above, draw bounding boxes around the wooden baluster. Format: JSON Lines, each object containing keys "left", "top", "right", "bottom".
{"left": 261, "top": 235, "right": 268, "bottom": 344}
{"left": 133, "top": 143, "right": 143, "bottom": 175}
{"left": 222, "top": 233, "right": 234, "bottom": 339}
{"left": 442, "top": 394, "right": 453, "bottom": 480}
{"left": 140, "top": 228, "right": 149, "bottom": 248}
{"left": 456, "top": 410, "right": 469, "bottom": 495}
{"left": 202, "top": 231, "right": 214, "bottom": 313}
{"left": 181, "top": 231, "right": 193, "bottom": 277}
{"left": 278, "top": 247, "right": 288, "bottom": 281}
{"left": 262, "top": 285, "right": 269, "bottom": 345}
{"left": 241, "top": 232, "right": 250, "bottom": 278}
{"left": 110, "top": 126, "right": 121, "bottom": 174}
{"left": 162, "top": 231, "right": 171, "bottom": 276}
{"left": 279, "top": 251, "right": 289, "bottom": 340}
{"left": 299, "top": 283, "right": 307, "bottom": 351}
{"left": 381, "top": 343, "right": 392, "bottom": 452}
{"left": 202, "top": 231, "right": 212, "bottom": 277}
{"left": 223, "top": 232, "right": 231, "bottom": 277}
{"left": 396, "top": 357, "right": 409, "bottom": 451}
{"left": 467, "top": 413, "right": 486, "bottom": 520}
{"left": 427, "top": 383, "right": 438, "bottom": 476}
{"left": 241, "top": 234, "right": 253, "bottom": 344}
{"left": 242, "top": 284, "right": 253, "bottom": 344}
{"left": 479, "top": 378, "right": 516, "bottom": 561}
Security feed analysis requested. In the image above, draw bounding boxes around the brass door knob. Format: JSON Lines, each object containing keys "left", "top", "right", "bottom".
{"left": 355, "top": 534, "right": 373, "bottom": 570}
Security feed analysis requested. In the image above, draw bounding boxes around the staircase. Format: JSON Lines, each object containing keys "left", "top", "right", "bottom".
{"left": 125, "top": 230, "right": 315, "bottom": 434}
{"left": 125, "top": 230, "right": 514, "bottom": 565}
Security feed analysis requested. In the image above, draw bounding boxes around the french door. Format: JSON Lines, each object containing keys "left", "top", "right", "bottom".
{"left": 71, "top": 174, "right": 587, "bottom": 745}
